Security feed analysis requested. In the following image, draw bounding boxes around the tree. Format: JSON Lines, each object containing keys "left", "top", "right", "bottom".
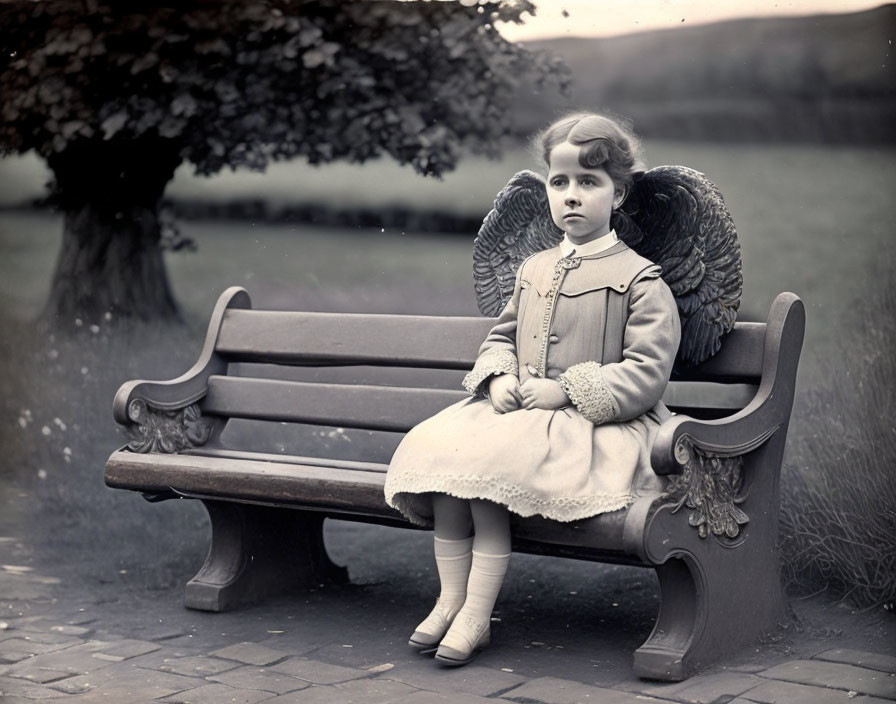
{"left": 0, "top": 0, "right": 565, "bottom": 322}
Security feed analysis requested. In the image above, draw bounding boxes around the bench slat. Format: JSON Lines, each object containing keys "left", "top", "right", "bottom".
{"left": 203, "top": 376, "right": 467, "bottom": 431}
{"left": 203, "top": 376, "right": 758, "bottom": 432}
{"left": 672, "top": 323, "right": 766, "bottom": 382}
{"left": 185, "top": 448, "right": 389, "bottom": 473}
{"left": 217, "top": 310, "right": 766, "bottom": 382}
{"left": 106, "top": 449, "right": 401, "bottom": 519}
{"left": 216, "top": 310, "right": 495, "bottom": 368}
{"left": 663, "top": 381, "right": 757, "bottom": 413}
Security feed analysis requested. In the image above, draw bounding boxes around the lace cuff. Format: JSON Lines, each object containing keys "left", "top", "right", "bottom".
{"left": 558, "top": 361, "right": 620, "bottom": 425}
{"left": 462, "top": 349, "right": 518, "bottom": 396}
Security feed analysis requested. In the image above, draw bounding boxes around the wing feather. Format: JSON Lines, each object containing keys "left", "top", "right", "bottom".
{"left": 618, "top": 166, "right": 742, "bottom": 367}
{"left": 472, "top": 170, "right": 562, "bottom": 316}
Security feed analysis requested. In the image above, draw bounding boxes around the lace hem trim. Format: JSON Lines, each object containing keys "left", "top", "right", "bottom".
{"left": 384, "top": 470, "right": 633, "bottom": 527}
{"left": 462, "top": 349, "right": 518, "bottom": 396}
{"left": 558, "top": 361, "right": 620, "bottom": 425}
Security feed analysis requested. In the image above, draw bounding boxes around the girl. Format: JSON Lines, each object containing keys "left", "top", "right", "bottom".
{"left": 383, "top": 113, "right": 681, "bottom": 666}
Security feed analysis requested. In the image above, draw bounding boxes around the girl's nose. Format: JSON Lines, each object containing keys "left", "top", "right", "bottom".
{"left": 565, "top": 192, "right": 581, "bottom": 207}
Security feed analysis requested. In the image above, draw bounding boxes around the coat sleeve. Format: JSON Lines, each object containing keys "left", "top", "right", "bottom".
{"left": 462, "top": 270, "right": 522, "bottom": 397}
{"left": 558, "top": 275, "right": 680, "bottom": 424}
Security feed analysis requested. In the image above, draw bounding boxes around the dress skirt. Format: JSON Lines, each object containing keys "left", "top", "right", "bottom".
{"left": 384, "top": 396, "right": 667, "bottom": 528}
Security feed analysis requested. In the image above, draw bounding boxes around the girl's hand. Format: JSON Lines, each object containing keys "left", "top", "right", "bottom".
{"left": 488, "top": 374, "right": 522, "bottom": 413}
{"left": 519, "top": 378, "right": 570, "bottom": 410}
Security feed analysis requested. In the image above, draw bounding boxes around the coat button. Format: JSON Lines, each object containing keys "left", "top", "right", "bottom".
{"left": 549, "top": 334, "right": 560, "bottom": 343}
{"left": 525, "top": 363, "right": 539, "bottom": 376}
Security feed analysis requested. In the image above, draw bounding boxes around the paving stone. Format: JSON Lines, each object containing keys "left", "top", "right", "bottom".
{"left": 5, "top": 663, "right": 74, "bottom": 684}
{"left": 268, "top": 656, "right": 371, "bottom": 685}
{"left": 47, "top": 664, "right": 203, "bottom": 698}
{"left": 814, "top": 649, "right": 896, "bottom": 675}
{"left": 50, "top": 625, "right": 92, "bottom": 636}
{"left": 264, "top": 678, "right": 418, "bottom": 704}
{"left": 210, "top": 642, "right": 291, "bottom": 666}
{"left": 500, "top": 676, "right": 666, "bottom": 704}
{"left": 0, "top": 674, "right": 69, "bottom": 699}
{"left": 161, "top": 682, "right": 275, "bottom": 703}
{"left": 5, "top": 644, "right": 117, "bottom": 680}
{"left": 638, "top": 671, "right": 766, "bottom": 703}
{"left": 0, "top": 651, "right": 31, "bottom": 664}
{"left": 741, "top": 678, "right": 894, "bottom": 703}
{"left": 385, "top": 661, "right": 526, "bottom": 697}
{"left": 274, "top": 640, "right": 366, "bottom": 664}
{"left": 760, "top": 660, "right": 896, "bottom": 699}
{"left": 91, "top": 638, "right": 162, "bottom": 661}
{"left": 160, "top": 655, "right": 243, "bottom": 677}
{"left": 0, "top": 636, "right": 75, "bottom": 657}
{"left": 208, "top": 665, "right": 311, "bottom": 694}
{"left": 726, "top": 662, "right": 772, "bottom": 674}
{"left": 392, "top": 691, "right": 494, "bottom": 703}
{"left": 259, "top": 634, "right": 320, "bottom": 651}
{"left": 142, "top": 629, "right": 189, "bottom": 642}
{"left": 66, "top": 614, "right": 98, "bottom": 626}
{"left": 11, "top": 630, "right": 84, "bottom": 646}
{"left": 125, "top": 647, "right": 206, "bottom": 672}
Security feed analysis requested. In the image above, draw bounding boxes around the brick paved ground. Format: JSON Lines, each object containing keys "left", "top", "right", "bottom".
{"left": 1, "top": 521, "right": 894, "bottom": 704}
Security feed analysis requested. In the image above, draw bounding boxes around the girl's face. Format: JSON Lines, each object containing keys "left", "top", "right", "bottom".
{"left": 546, "top": 141, "right": 623, "bottom": 246}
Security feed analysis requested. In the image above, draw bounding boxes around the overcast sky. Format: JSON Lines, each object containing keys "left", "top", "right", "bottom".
{"left": 497, "top": 0, "right": 884, "bottom": 40}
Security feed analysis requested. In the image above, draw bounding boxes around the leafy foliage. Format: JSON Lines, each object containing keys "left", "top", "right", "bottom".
{"left": 0, "top": 0, "right": 567, "bottom": 178}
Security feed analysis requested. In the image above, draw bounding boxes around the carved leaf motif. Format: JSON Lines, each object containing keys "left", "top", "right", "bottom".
{"left": 125, "top": 400, "right": 214, "bottom": 453}
{"left": 664, "top": 440, "right": 749, "bottom": 543}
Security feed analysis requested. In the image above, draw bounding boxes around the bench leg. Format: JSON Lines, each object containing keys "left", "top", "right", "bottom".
{"left": 633, "top": 504, "right": 788, "bottom": 681}
{"left": 184, "top": 500, "right": 349, "bottom": 612}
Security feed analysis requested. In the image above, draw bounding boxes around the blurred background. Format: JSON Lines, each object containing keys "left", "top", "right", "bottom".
{"left": 1, "top": 0, "right": 894, "bottom": 617}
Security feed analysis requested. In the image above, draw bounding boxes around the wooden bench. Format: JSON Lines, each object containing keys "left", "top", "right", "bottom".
{"left": 105, "top": 286, "right": 805, "bottom": 681}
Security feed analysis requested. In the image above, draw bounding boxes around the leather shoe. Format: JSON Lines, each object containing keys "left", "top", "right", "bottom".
{"left": 434, "top": 616, "right": 491, "bottom": 667}
{"left": 408, "top": 600, "right": 458, "bottom": 652}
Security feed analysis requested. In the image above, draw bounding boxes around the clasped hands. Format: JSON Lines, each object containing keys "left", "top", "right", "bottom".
{"left": 488, "top": 373, "right": 569, "bottom": 413}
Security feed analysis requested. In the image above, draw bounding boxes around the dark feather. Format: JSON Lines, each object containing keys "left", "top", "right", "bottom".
{"left": 472, "top": 171, "right": 562, "bottom": 317}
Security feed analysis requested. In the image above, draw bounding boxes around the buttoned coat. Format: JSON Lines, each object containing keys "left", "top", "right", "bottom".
{"left": 384, "top": 241, "right": 681, "bottom": 527}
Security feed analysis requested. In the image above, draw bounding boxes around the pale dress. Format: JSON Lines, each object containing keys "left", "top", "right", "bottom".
{"left": 384, "top": 236, "right": 681, "bottom": 527}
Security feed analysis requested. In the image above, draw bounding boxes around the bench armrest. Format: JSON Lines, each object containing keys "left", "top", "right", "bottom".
{"left": 112, "top": 287, "right": 251, "bottom": 424}
{"left": 651, "top": 292, "right": 805, "bottom": 475}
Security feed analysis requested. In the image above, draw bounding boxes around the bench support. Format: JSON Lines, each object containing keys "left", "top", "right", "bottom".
{"left": 185, "top": 501, "right": 349, "bottom": 612}
{"left": 633, "top": 434, "right": 790, "bottom": 681}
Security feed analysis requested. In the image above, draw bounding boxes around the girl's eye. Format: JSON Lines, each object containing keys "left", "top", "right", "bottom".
{"left": 580, "top": 178, "right": 595, "bottom": 187}
{"left": 550, "top": 177, "right": 567, "bottom": 188}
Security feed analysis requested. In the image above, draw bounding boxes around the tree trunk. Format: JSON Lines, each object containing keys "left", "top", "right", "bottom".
{"left": 43, "top": 138, "right": 183, "bottom": 324}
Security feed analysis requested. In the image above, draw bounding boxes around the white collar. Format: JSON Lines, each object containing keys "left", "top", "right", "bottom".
{"left": 559, "top": 230, "right": 619, "bottom": 258}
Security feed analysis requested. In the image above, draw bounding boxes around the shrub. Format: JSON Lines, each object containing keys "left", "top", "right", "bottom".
{"left": 779, "top": 282, "right": 896, "bottom": 609}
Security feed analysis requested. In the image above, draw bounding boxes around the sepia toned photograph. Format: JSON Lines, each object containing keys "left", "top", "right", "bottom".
{"left": 1, "top": 1, "right": 894, "bottom": 701}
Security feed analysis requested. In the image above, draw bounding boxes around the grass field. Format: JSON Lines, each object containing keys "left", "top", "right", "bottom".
{"left": 1, "top": 140, "right": 894, "bottom": 606}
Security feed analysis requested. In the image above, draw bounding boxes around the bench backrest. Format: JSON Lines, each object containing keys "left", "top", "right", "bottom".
{"left": 200, "top": 308, "right": 764, "bottom": 439}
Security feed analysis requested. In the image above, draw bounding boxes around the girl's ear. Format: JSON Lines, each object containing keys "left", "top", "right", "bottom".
{"left": 613, "top": 186, "right": 628, "bottom": 210}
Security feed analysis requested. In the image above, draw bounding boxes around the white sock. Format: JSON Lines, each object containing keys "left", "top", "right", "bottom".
{"left": 434, "top": 535, "right": 474, "bottom": 608}
{"left": 439, "top": 550, "right": 510, "bottom": 652}
{"left": 414, "top": 536, "right": 474, "bottom": 637}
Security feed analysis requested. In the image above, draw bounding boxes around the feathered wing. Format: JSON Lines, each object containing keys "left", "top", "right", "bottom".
{"left": 473, "top": 166, "right": 743, "bottom": 369}
{"left": 473, "top": 170, "right": 562, "bottom": 317}
{"left": 614, "top": 166, "right": 742, "bottom": 367}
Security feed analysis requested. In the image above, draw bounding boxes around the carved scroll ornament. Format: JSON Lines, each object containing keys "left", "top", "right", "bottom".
{"left": 664, "top": 438, "right": 749, "bottom": 542}
{"left": 126, "top": 399, "right": 214, "bottom": 453}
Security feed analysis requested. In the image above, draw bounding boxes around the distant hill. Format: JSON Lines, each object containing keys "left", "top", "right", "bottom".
{"left": 511, "top": 4, "right": 896, "bottom": 143}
